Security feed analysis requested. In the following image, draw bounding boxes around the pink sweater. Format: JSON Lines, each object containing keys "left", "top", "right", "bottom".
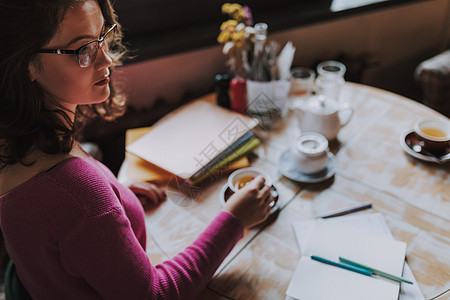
{"left": 0, "top": 157, "right": 243, "bottom": 299}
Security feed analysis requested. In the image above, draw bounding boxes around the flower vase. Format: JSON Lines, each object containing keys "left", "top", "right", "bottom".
{"left": 230, "top": 77, "right": 247, "bottom": 114}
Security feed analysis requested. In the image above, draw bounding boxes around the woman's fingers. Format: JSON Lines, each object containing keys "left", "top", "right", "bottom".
{"left": 126, "top": 181, "right": 166, "bottom": 205}
{"left": 258, "top": 184, "right": 272, "bottom": 201}
{"left": 149, "top": 183, "right": 167, "bottom": 202}
{"left": 223, "top": 174, "right": 276, "bottom": 228}
{"left": 249, "top": 175, "right": 266, "bottom": 190}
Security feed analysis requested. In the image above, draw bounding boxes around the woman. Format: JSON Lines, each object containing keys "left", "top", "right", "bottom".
{"left": 0, "top": 0, "right": 272, "bottom": 299}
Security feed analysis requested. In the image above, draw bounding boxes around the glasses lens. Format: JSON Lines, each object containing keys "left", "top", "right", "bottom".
{"left": 76, "top": 25, "right": 115, "bottom": 68}
{"left": 78, "top": 42, "right": 98, "bottom": 68}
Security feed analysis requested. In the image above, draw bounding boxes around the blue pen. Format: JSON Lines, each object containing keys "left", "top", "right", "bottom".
{"left": 339, "top": 257, "right": 413, "bottom": 284}
{"left": 311, "top": 255, "right": 372, "bottom": 276}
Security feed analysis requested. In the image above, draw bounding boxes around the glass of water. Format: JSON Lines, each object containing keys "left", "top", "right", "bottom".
{"left": 315, "top": 60, "right": 346, "bottom": 101}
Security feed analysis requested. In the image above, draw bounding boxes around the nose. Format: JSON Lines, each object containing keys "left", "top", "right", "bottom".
{"left": 94, "top": 46, "right": 112, "bottom": 70}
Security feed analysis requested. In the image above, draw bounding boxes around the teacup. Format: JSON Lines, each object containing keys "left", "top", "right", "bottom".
{"left": 291, "top": 132, "right": 329, "bottom": 174}
{"left": 414, "top": 118, "right": 450, "bottom": 155}
{"left": 228, "top": 167, "right": 272, "bottom": 193}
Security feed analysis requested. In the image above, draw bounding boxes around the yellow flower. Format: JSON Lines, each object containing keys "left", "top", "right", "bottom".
{"left": 219, "top": 3, "right": 254, "bottom": 77}
{"left": 217, "top": 31, "right": 231, "bottom": 44}
{"left": 233, "top": 9, "right": 247, "bottom": 22}
{"left": 220, "top": 20, "right": 238, "bottom": 31}
{"left": 221, "top": 3, "right": 232, "bottom": 13}
{"left": 231, "top": 30, "right": 245, "bottom": 42}
{"left": 222, "top": 3, "right": 242, "bottom": 15}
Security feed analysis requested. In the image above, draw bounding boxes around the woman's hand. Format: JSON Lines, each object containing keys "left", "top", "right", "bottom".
{"left": 126, "top": 181, "right": 167, "bottom": 210}
{"left": 223, "top": 175, "right": 273, "bottom": 228}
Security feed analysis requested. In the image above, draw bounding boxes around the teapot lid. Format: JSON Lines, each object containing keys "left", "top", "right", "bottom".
{"left": 305, "top": 95, "right": 338, "bottom": 114}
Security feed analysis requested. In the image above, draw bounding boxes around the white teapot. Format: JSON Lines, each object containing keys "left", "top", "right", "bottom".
{"left": 292, "top": 95, "right": 354, "bottom": 140}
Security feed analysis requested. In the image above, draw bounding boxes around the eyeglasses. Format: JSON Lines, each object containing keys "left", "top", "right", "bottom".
{"left": 38, "top": 24, "right": 117, "bottom": 68}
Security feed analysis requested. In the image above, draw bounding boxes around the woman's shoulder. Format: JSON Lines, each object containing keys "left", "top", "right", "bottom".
{"left": 43, "top": 157, "right": 125, "bottom": 221}
{"left": 0, "top": 153, "right": 74, "bottom": 196}
{"left": 47, "top": 156, "right": 99, "bottom": 178}
{"left": 43, "top": 156, "right": 116, "bottom": 195}
{"left": 0, "top": 142, "right": 97, "bottom": 194}
{"left": 2, "top": 156, "right": 122, "bottom": 217}
{"left": 1, "top": 155, "right": 107, "bottom": 199}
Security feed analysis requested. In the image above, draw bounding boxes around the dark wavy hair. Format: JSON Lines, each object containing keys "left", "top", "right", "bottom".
{"left": 0, "top": 0, "right": 127, "bottom": 169}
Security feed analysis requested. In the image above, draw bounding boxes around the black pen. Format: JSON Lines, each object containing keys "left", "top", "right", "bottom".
{"left": 317, "top": 202, "right": 372, "bottom": 219}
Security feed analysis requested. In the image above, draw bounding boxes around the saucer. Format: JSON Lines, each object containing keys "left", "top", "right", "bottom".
{"left": 219, "top": 183, "right": 280, "bottom": 214}
{"left": 400, "top": 130, "right": 450, "bottom": 164}
{"left": 278, "top": 150, "right": 335, "bottom": 183}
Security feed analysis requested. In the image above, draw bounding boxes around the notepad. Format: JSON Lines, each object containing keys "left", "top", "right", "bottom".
{"left": 123, "top": 127, "right": 253, "bottom": 183}
{"left": 126, "top": 99, "right": 258, "bottom": 181}
{"left": 286, "top": 213, "right": 407, "bottom": 300}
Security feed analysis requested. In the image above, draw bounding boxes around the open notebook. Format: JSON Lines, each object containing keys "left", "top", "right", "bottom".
{"left": 126, "top": 99, "right": 258, "bottom": 181}
{"left": 121, "top": 126, "right": 252, "bottom": 183}
{"left": 287, "top": 213, "right": 408, "bottom": 300}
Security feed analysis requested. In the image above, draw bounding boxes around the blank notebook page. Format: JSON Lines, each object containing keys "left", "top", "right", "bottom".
{"left": 287, "top": 214, "right": 407, "bottom": 300}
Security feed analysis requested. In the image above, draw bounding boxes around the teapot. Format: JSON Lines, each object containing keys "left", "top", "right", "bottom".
{"left": 292, "top": 95, "right": 354, "bottom": 140}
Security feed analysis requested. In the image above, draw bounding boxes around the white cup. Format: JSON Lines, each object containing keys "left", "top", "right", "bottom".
{"left": 414, "top": 118, "right": 450, "bottom": 155}
{"left": 228, "top": 167, "right": 272, "bottom": 193}
{"left": 291, "top": 133, "right": 329, "bottom": 174}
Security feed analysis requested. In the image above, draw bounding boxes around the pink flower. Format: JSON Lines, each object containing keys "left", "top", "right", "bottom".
{"left": 242, "top": 6, "right": 253, "bottom": 26}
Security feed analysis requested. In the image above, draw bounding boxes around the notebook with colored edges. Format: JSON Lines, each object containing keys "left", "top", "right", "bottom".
{"left": 123, "top": 126, "right": 255, "bottom": 183}
{"left": 126, "top": 99, "right": 259, "bottom": 181}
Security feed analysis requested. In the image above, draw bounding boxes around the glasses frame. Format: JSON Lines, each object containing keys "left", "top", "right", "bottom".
{"left": 38, "top": 24, "right": 117, "bottom": 68}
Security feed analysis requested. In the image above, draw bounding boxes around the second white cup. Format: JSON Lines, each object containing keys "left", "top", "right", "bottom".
{"left": 291, "top": 133, "right": 329, "bottom": 174}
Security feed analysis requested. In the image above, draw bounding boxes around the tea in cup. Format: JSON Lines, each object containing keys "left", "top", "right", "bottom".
{"left": 291, "top": 133, "right": 329, "bottom": 174}
{"left": 414, "top": 118, "right": 450, "bottom": 155}
{"left": 228, "top": 167, "right": 272, "bottom": 193}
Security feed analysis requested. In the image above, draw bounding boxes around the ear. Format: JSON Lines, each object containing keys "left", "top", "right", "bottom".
{"left": 28, "top": 62, "right": 37, "bottom": 82}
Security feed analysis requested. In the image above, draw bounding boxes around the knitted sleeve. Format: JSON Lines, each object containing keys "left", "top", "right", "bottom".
{"left": 59, "top": 205, "right": 243, "bottom": 300}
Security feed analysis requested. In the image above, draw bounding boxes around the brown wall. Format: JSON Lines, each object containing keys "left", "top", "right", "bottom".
{"left": 114, "top": 0, "right": 450, "bottom": 108}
